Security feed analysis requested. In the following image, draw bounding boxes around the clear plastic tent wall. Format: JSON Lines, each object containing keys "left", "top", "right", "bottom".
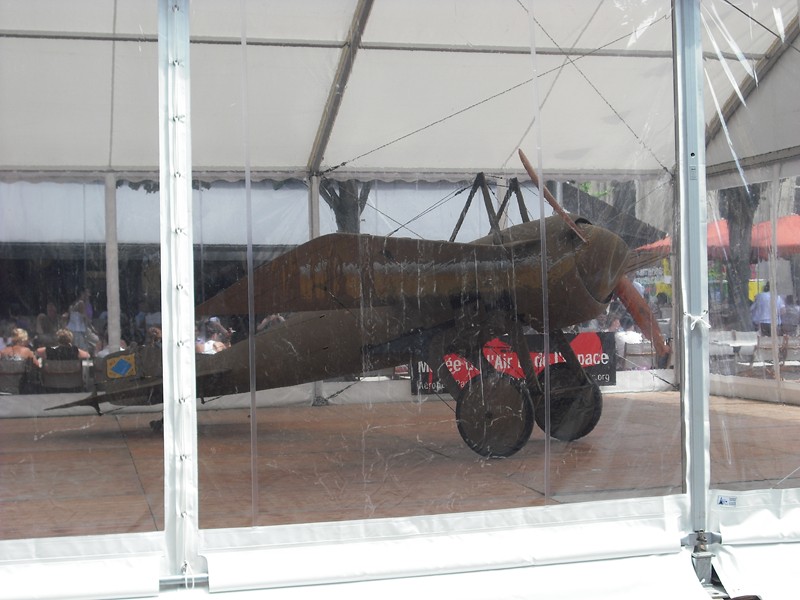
{"left": 0, "top": 1, "right": 798, "bottom": 599}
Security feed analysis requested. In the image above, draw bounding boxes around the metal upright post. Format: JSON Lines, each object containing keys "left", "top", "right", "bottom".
{"left": 308, "top": 175, "right": 325, "bottom": 405}
{"left": 309, "top": 175, "right": 321, "bottom": 239}
{"left": 158, "top": 0, "right": 202, "bottom": 580}
{"left": 674, "top": 0, "right": 713, "bottom": 579}
{"left": 104, "top": 174, "right": 122, "bottom": 351}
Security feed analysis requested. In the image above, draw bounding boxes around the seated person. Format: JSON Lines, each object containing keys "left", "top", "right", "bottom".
{"left": 196, "top": 330, "right": 229, "bottom": 355}
{"left": 146, "top": 326, "right": 162, "bottom": 347}
{"left": 95, "top": 333, "right": 129, "bottom": 358}
{"left": 781, "top": 295, "right": 800, "bottom": 336}
{"left": 35, "top": 302, "right": 61, "bottom": 347}
{"left": 195, "top": 317, "right": 231, "bottom": 354}
{"left": 0, "top": 328, "right": 40, "bottom": 369}
{"left": 37, "top": 328, "right": 91, "bottom": 361}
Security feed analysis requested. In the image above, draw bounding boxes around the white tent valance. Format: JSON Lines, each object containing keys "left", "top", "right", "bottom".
{"left": 1, "top": 1, "right": 797, "bottom": 183}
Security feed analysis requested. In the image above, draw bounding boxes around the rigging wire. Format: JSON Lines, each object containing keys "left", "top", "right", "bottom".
{"left": 387, "top": 184, "right": 470, "bottom": 238}
{"left": 502, "top": 0, "right": 605, "bottom": 169}
{"left": 320, "top": 13, "right": 673, "bottom": 177}
{"left": 322, "top": 4, "right": 790, "bottom": 237}
{"left": 367, "top": 183, "right": 472, "bottom": 239}
{"left": 529, "top": 13, "right": 672, "bottom": 175}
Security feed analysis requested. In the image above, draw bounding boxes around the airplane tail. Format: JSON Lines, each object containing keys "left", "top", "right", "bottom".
{"left": 45, "top": 393, "right": 102, "bottom": 415}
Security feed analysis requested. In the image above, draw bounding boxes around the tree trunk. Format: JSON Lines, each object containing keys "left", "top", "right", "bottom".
{"left": 319, "top": 179, "right": 372, "bottom": 234}
{"left": 611, "top": 180, "right": 636, "bottom": 217}
{"left": 720, "top": 185, "right": 760, "bottom": 330}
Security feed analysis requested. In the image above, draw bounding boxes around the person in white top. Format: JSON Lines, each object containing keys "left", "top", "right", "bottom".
{"left": 66, "top": 299, "right": 90, "bottom": 351}
{"left": 750, "top": 283, "right": 784, "bottom": 335}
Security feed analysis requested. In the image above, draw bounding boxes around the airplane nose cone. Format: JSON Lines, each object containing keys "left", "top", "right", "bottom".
{"left": 575, "top": 224, "right": 630, "bottom": 304}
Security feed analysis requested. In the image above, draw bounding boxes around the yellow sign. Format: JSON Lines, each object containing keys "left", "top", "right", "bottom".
{"left": 106, "top": 354, "right": 137, "bottom": 379}
{"left": 749, "top": 280, "right": 764, "bottom": 302}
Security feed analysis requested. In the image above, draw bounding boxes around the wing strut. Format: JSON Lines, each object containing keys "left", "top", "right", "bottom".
{"left": 451, "top": 174, "right": 531, "bottom": 243}
{"left": 450, "top": 173, "right": 504, "bottom": 245}
{"left": 497, "top": 178, "right": 530, "bottom": 224}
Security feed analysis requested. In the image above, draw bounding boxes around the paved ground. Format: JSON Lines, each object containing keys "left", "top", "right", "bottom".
{"left": 2, "top": 390, "right": 799, "bottom": 540}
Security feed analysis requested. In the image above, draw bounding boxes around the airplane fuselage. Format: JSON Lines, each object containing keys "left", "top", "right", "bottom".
{"left": 196, "top": 215, "right": 631, "bottom": 397}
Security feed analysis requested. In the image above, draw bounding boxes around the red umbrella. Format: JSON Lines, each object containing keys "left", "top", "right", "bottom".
{"left": 707, "top": 219, "right": 730, "bottom": 260}
{"left": 637, "top": 215, "right": 800, "bottom": 262}
{"left": 751, "top": 214, "right": 800, "bottom": 260}
{"left": 637, "top": 219, "right": 730, "bottom": 259}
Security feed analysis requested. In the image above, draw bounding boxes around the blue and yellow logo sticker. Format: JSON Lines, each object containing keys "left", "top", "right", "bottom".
{"left": 107, "top": 354, "right": 137, "bottom": 379}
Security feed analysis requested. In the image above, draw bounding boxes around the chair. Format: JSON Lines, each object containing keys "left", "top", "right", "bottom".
{"left": 779, "top": 336, "right": 800, "bottom": 378}
{"left": 731, "top": 331, "right": 758, "bottom": 363}
{"left": 40, "top": 359, "right": 85, "bottom": 392}
{"left": 710, "top": 330, "right": 735, "bottom": 345}
{"left": 735, "top": 334, "right": 787, "bottom": 378}
{"left": 0, "top": 360, "right": 29, "bottom": 394}
{"left": 138, "top": 346, "right": 162, "bottom": 378}
{"left": 622, "top": 342, "right": 656, "bottom": 370}
{"left": 709, "top": 330, "right": 736, "bottom": 375}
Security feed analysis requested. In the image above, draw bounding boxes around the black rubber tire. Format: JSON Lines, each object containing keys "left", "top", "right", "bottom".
{"left": 535, "top": 363, "right": 602, "bottom": 441}
{"left": 456, "top": 369, "right": 534, "bottom": 458}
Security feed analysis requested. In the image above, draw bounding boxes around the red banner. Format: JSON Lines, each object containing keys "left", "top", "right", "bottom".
{"left": 411, "top": 332, "right": 616, "bottom": 394}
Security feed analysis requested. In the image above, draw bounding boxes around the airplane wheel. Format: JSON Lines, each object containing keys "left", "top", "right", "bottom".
{"left": 535, "top": 364, "right": 602, "bottom": 441}
{"left": 456, "top": 370, "right": 534, "bottom": 458}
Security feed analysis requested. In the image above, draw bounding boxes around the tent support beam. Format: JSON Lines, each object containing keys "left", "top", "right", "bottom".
{"left": 705, "top": 15, "right": 799, "bottom": 147}
{"left": 707, "top": 145, "right": 800, "bottom": 179}
{"left": 306, "top": 0, "right": 374, "bottom": 177}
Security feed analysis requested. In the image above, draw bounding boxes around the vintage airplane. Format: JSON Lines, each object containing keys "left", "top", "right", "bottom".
{"left": 50, "top": 150, "right": 668, "bottom": 458}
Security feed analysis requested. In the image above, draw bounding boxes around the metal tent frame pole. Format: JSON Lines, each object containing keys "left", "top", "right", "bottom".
{"left": 674, "top": 0, "right": 714, "bottom": 579}
{"left": 158, "top": 0, "right": 202, "bottom": 579}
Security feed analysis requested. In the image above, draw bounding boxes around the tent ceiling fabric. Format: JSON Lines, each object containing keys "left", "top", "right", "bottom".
{"left": 0, "top": 0, "right": 797, "bottom": 183}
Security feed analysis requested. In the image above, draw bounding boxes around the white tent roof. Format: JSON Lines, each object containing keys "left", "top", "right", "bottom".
{"left": 0, "top": 0, "right": 798, "bottom": 184}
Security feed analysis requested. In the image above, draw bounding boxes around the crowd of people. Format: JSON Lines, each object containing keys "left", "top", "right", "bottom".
{"left": 1, "top": 293, "right": 98, "bottom": 364}
{"left": 0, "top": 287, "right": 288, "bottom": 376}
{"left": 0, "top": 290, "right": 143, "bottom": 367}
{"left": 0, "top": 292, "right": 169, "bottom": 393}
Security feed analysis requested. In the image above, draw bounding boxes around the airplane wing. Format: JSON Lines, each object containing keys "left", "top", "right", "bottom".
{"left": 46, "top": 362, "right": 235, "bottom": 413}
{"left": 45, "top": 378, "right": 164, "bottom": 414}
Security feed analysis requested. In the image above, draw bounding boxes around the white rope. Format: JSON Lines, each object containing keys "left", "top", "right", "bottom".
{"left": 182, "top": 559, "right": 195, "bottom": 590}
{"left": 684, "top": 309, "right": 711, "bottom": 331}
